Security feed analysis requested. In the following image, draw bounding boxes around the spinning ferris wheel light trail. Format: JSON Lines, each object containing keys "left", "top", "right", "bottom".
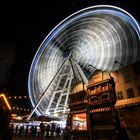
{"left": 27, "top": 55, "right": 88, "bottom": 120}
{"left": 27, "top": 5, "right": 140, "bottom": 120}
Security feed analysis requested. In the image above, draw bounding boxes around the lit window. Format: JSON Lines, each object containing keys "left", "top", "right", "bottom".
{"left": 117, "top": 91, "right": 123, "bottom": 100}
{"left": 126, "top": 88, "right": 134, "bottom": 98}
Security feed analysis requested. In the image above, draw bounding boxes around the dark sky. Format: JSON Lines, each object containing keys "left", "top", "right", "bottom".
{"left": 0, "top": 0, "right": 139, "bottom": 96}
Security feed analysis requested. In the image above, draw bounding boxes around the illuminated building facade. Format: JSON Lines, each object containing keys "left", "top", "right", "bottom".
{"left": 69, "top": 61, "right": 140, "bottom": 139}
{"left": 111, "top": 61, "right": 140, "bottom": 107}
{"left": 85, "top": 61, "right": 140, "bottom": 106}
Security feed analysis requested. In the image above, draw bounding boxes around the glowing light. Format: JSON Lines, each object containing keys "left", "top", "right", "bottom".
{"left": 0, "top": 94, "right": 11, "bottom": 110}
{"left": 16, "top": 116, "right": 22, "bottom": 120}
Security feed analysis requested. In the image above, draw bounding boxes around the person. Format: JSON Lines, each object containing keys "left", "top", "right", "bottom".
{"left": 40, "top": 122, "right": 45, "bottom": 137}
{"left": 19, "top": 125, "right": 24, "bottom": 136}
{"left": 25, "top": 126, "right": 29, "bottom": 137}
{"left": 56, "top": 125, "right": 61, "bottom": 137}
{"left": 114, "top": 115, "right": 130, "bottom": 140}
{"left": 50, "top": 123, "right": 55, "bottom": 138}
{"left": 120, "top": 118, "right": 130, "bottom": 140}
{"left": 30, "top": 126, "right": 34, "bottom": 138}
{"left": 32, "top": 126, "right": 37, "bottom": 138}
{"left": 45, "top": 124, "right": 50, "bottom": 138}
{"left": 63, "top": 126, "right": 69, "bottom": 140}
{"left": 15, "top": 125, "right": 19, "bottom": 136}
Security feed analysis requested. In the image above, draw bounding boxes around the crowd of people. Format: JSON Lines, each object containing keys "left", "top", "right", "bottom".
{"left": 10, "top": 122, "right": 70, "bottom": 139}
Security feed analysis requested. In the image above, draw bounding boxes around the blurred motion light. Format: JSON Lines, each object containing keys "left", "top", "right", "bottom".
{"left": 28, "top": 5, "right": 140, "bottom": 117}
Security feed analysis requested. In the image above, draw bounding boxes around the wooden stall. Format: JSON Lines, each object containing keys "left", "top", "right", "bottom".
{"left": 87, "top": 79, "right": 117, "bottom": 139}
{"left": 69, "top": 88, "right": 89, "bottom": 140}
{"left": 69, "top": 77, "right": 119, "bottom": 140}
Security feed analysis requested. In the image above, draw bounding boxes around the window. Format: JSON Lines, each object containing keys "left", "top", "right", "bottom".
{"left": 138, "top": 86, "right": 140, "bottom": 96}
{"left": 126, "top": 88, "right": 134, "bottom": 98}
{"left": 72, "top": 113, "right": 87, "bottom": 130}
{"left": 133, "top": 61, "right": 140, "bottom": 75}
{"left": 101, "top": 93, "right": 110, "bottom": 101}
{"left": 124, "top": 75, "right": 131, "bottom": 83}
{"left": 122, "top": 70, "right": 131, "bottom": 83}
{"left": 117, "top": 91, "right": 123, "bottom": 100}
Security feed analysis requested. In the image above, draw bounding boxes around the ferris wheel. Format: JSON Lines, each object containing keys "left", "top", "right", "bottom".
{"left": 27, "top": 5, "right": 140, "bottom": 120}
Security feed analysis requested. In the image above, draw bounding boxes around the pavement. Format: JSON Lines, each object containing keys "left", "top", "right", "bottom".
{"left": 13, "top": 135, "right": 64, "bottom": 140}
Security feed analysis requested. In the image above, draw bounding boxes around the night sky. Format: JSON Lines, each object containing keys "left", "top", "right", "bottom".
{"left": 0, "top": 0, "right": 139, "bottom": 96}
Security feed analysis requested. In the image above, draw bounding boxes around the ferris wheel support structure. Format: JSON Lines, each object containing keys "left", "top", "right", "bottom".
{"left": 27, "top": 57, "right": 88, "bottom": 120}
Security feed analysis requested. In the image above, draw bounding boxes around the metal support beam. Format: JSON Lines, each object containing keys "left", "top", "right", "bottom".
{"left": 27, "top": 58, "right": 68, "bottom": 120}
{"left": 45, "top": 59, "right": 69, "bottom": 114}
{"left": 46, "top": 73, "right": 64, "bottom": 113}
{"left": 54, "top": 75, "right": 69, "bottom": 112}
{"left": 71, "top": 58, "right": 88, "bottom": 85}
{"left": 63, "top": 71, "right": 73, "bottom": 114}
{"left": 69, "top": 58, "right": 80, "bottom": 82}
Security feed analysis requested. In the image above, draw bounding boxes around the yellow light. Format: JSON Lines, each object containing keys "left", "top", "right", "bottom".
{"left": 0, "top": 94, "right": 11, "bottom": 110}
{"left": 11, "top": 113, "right": 17, "bottom": 117}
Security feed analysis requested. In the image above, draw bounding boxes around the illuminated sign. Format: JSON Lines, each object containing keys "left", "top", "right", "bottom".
{"left": 0, "top": 94, "right": 11, "bottom": 110}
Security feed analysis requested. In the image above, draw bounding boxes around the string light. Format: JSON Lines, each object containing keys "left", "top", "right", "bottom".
{"left": 12, "top": 106, "right": 31, "bottom": 112}
{"left": 8, "top": 95, "right": 29, "bottom": 99}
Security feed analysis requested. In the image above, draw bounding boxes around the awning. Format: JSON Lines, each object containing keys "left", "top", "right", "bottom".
{"left": 115, "top": 97, "right": 140, "bottom": 109}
